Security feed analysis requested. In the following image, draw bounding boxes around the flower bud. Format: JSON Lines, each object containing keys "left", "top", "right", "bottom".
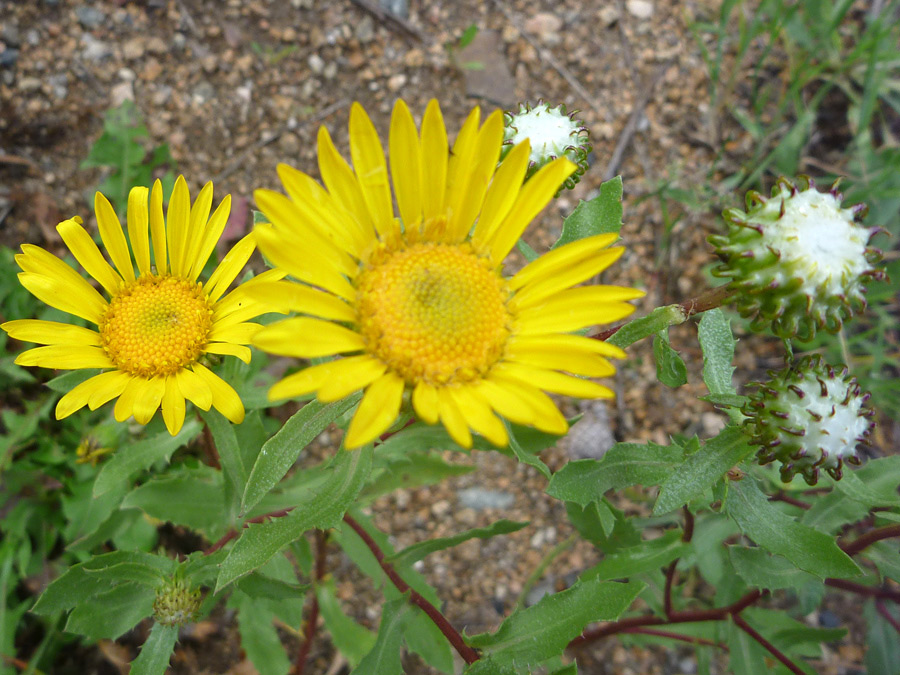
{"left": 153, "top": 577, "right": 202, "bottom": 627}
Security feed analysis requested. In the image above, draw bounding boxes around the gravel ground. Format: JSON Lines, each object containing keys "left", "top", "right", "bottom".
{"left": 0, "top": 1, "right": 882, "bottom": 674}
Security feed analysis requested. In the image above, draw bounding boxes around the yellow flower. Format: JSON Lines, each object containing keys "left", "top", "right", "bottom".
{"left": 251, "top": 100, "right": 642, "bottom": 449}
{"left": 2, "top": 176, "right": 281, "bottom": 435}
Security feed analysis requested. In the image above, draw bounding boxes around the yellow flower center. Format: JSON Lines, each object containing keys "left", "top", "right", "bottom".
{"left": 356, "top": 242, "right": 511, "bottom": 385}
{"left": 100, "top": 276, "right": 213, "bottom": 377}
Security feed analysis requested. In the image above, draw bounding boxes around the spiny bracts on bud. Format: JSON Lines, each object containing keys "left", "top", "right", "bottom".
{"left": 503, "top": 102, "right": 590, "bottom": 191}
{"left": 709, "top": 176, "right": 883, "bottom": 341}
{"left": 153, "top": 577, "right": 202, "bottom": 627}
{"left": 742, "top": 355, "right": 873, "bottom": 485}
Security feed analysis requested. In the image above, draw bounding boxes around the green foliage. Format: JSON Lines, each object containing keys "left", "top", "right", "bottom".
{"left": 81, "top": 100, "right": 175, "bottom": 214}
{"left": 553, "top": 176, "right": 624, "bottom": 248}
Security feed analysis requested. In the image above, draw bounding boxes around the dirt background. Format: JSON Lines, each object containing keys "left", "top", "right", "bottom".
{"left": 1, "top": 0, "right": 890, "bottom": 674}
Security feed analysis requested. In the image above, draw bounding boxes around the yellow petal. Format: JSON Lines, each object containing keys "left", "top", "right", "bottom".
{"left": 208, "top": 322, "right": 263, "bottom": 345}
{"left": 512, "top": 248, "right": 628, "bottom": 307}
{"left": 516, "top": 289, "right": 639, "bottom": 334}
{"left": 510, "top": 232, "right": 619, "bottom": 290}
{"left": 487, "top": 158, "right": 577, "bottom": 263}
{"left": 493, "top": 363, "right": 614, "bottom": 399}
{"left": 436, "top": 387, "right": 472, "bottom": 448}
{"left": 472, "top": 140, "right": 531, "bottom": 248}
{"left": 132, "top": 376, "right": 166, "bottom": 424}
{"left": 389, "top": 99, "right": 423, "bottom": 229}
{"left": 149, "top": 179, "right": 167, "bottom": 274}
{"left": 190, "top": 194, "right": 231, "bottom": 282}
{"left": 166, "top": 176, "right": 191, "bottom": 276}
{"left": 509, "top": 333, "right": 627, "bottom": 360}
{"left": 317, "top": 355, "right": 387, "bottom": 402}
{"left": 412, "top": 380, "right": 439, "bottom": 424}
{"left": 447, "top": 109, "right": 504, "bottom": 241}
{"left": 317, "top": 127, "right": 376, "bottom": 241}
{"left": 506, "top": 344, "right": 616, "bottom": 378}
{"left": 253, "top": 318, "right": 365, "bottom": 358}
{"left": 56, "top": 371, "right": 123, "bottom": 419}
{"left": 2, "top": 319, "right": 100, "bottom": 346}
{"left": 237, "top": 280, "right": 355, "bottom": 322}
{"left": 344, "top": 371, "right": 404, "bottom": 449}
{"left": 177, "top": 367, "right": 213, "bottom": 410}
{"left": 162, "top": 375, "right": 186, "bottom": 435}
{"left": 349, "top": 102, "right": 394, "bottom": 238}
{"left": 206, "top": 233, "right": 257, "bottom": 303}
{"left": 205, "top": 342, "right": 252, "bottom": 363}
{"left": 114, "top": 377, "right": 144, "bottom": 422}
{"left": 184, "top": 181, "right": 214, "bottom": 274}
{"left": 268, "top": 362, "right": 333, "bottom": 401}
{"left": 127, "top": 186, "right": 151, "bottom": 275}
{"left": 94, "top": 192, "right": 135, "bottom": 283}
{"left": 192, "top": 362, "right": 244, "bottom": 424}
{"left": 57, "top": 217, "right": 122, "bottom": 295}
{"left": 450, "top": 386, "right": 508, "bottom": 447}
{"left": 420, "top": 99, "right": 449, "bottom": 224}
{"left": 87, "top": 370, "right": 132, "bottom": 410}
{"left": 15, "top": 345, "right": 112, "bottom": 370}
{"left": 480, "top": 375, "right": 569, "bottom": 435}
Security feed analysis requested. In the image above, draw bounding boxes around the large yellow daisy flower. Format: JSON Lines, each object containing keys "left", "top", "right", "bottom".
{"left": 250, "top": 100, "right": 642, "bottom": 449}
{"left": 2, "top": 176, "right": 281, "bottom": 435}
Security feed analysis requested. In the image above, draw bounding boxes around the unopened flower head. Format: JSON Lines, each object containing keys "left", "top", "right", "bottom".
{"left": 503, "top": 102, "right": 590, "bottom": 191}
{"left": 153, "top": 576, "right": 202, "bottom": 627}
{"left": 1, "top": 177, "right": 284, "bottom": 435}
{"left": 742, "top": 355, "right": 873, "bottom": 485}
{"left": 249, "top": 99, "right": 641, "bottom": 449}
{"left": 709, "top": 176, "right": 883, "bottom": 341}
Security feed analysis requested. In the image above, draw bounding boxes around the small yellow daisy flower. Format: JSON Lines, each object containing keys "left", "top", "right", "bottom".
{"left": 2, "top": 176, "right": 281, "bottom": 435}
{"left": 251, "top": 100, "right": 642, "bottom": 449}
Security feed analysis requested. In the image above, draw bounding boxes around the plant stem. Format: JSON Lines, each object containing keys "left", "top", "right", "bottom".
{"left": 342, "top": 513, "right": 480, "bottom": 664}
{"left": 732, "top": 613, "right": 805, "bottom": 675}
{"left": 839, "top": 524, "right": 900, "bottom": 556}
{"left": 825, "top": 578, "right": 900, "bottom": 603}
{"left": 875, "top": 600, "right": 900, "bottom": 635}
{"left": 621, "top": 626, "right": 727, "bottom": 650}
{"left": 203, "top": 507, "right": 295, "bottom": 555}
{"left": 293, "top": 530, "right": 328, "bottom": 675}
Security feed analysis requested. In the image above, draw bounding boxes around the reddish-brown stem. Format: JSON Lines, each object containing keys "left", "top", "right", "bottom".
{"left": 839, "top": 524, "right": 900, "bottom": 557}
{"left": 204, "top": 507, "right": 295, "bottom": 555}
{"left": 664, "top": 508, "right": 695, "bottom": 618}
{"left": 825, "top": 578, "right": 900, "bottom": 603}
{"left": 622, "top": 626, "right": 728, "bottom": 650}
{"left": 732, "top": 613, "right": 805, "bottom": 675}
{"left": 770, "top": 492, "right": 812, "bottom": 510}
{"left": 201, "top": 424, "right": 222, "bottom": 470}
{"left": 342, "top": 513, "right": 480, "bottom": 664}
{"left": 294, "top": 530, "right": 328, "bottom": 675}
{"left": 875, "top": 600, "right": 900, "bottom": 635}
{"left": 682, "top": 506, "right": 695, "bottom": 543}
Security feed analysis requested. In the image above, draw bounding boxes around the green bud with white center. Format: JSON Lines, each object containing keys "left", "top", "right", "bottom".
{"left": 709, "top": 176, "right": 883, "bottom": 341}
{"left": 503, "top": 101, "right": 591, "bottom": 191}
{"left": 742, "top": 355, "right": 873, "bottom": 485}
{"left": 153, "top": 576, "right": 202, "bottom": 627}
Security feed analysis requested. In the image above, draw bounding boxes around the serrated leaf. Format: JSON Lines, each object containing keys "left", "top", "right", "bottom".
{"left": 698, "top": 308, "right": 737, "bottom": 397}
{"left": 235, "top": 572, "right": 308, "bottom": 601}
{"left": 121, "top": 465, "right": 226, "bottom": 537}
{"left": 65, "top": 582, "right": 155, "bottom": 640}
{"left": 241, "top": 393, "right": 362, "bottom": 515}
{"left": 233, "top": 593, "right": 291, "bottom": 675}
{"left": 217, "top": 446, "right": 373, "bottom": 591}
{"left": 553, "top": 177, "right": 623, "bottom": 249}
{"left": 352, "top": 596, "right": 413, "bottom": 675}
{"left": 607, "top": 304, "right": 686, "bottom": 350}
{"left": 834, "top": 469, "right": 899, "bottom": 509}
{"left": 93, "top": 421, "right": 202, "bottom": 496}
{"left": 200, "top": 409, "right": 249, "bottom": 513}
{"left": 317, "top": 578, "right": 377, "bottom": 668}
{"left": 800, "top": 491, "right": 870, "bottom": 534}
{"left": 387, "top": 520, "right": 529, "bottom": 568}
{"left": 864, "top": 600, "right": 900, "bottom": 675}
{"left": 130, "top": 623, "right": 178, "bottom": 675}
{"left": 582, "top": 530, "right": 689, "bottom": 581}
{"left": 726, "top": 478, "right": 861, "bottom": 579}
{"left": 548, "top": 442, "right": 683, "bottom": 506}
{"left": 653, "top": 329, "right": 688, "bottom": 387}
{"left": 654, "top": 426, "right": 753, "bottom": 515}
{"left": 467, "top": 577, "right": 643, "bottom": 668}
{"left": 727, "top": 546, "right": 818, "bottom": 591}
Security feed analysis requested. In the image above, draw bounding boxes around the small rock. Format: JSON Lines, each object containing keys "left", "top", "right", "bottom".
{"left": 76, "top": 6, "right": 106, "bottom": 29}
{"left": 525, "top": 578, "right": 554, "bottom": 607}
{"left": 598, "top": 5, "right": 620, "bottom": 26}
{"left": 110, "top": 80, "right": 134, "bottom": 106}
{"left": 308, "top": 53, "right": 324, "bottom": 75}
{"left": 47, "top": 73, "right": 68, "bottom": 99}
{"left": 454, "top": 29, "right": 516, "bottom": 108}
{"left": 281, "top": 27, "right": 297, "bottom": 42}
{"left": 201, "top": 55, "right": 218, "bottom": 74}
{"left": 0, "top": 48, "right": 19, "bottom": 69}
{"left": 355, "top": 15, "right": 375, "bottom": 43}
{"left": 18, "top": 76, "right": 41, "bottom": 92}
{"left": 140, "top": 58, "right": 162, "bottom": 81}
{"left": 818, "top": 610, "right": 841, "bottom": 628}
{"left": 523, "top": 12, "right": 563, "bottom": 45}
{"left": 117, "top": 67, "right": 135, "bottom": 82}
{"left": 1, "top": 24, "right": 20, "bottom": 48}
{"left": 290, "top": 0, "right": 313, "bottom": 8}
{"left": 379, "top": 0, "right": 408, "bottom": 19}
{"left": 457, "top": 488, "right": 514, "bottom": 511}
{"left": 567, "top": 401, "right": 615, "bottom": 460}
{"left": 25, "top": 29, "right": 40, "bottom": 46}
{"left": 626, "top": 0, "right": 654, "bottom": 19}
{"left": 431, "top": 499, "right": 451, "bottom": 517}
{"left": 387, "top": 73, "right": 406, "bottom": 91}
{"left": 192, "top": 81, "right": 215, "bottom": 105}
{"left": 701, "top": 412, "right": 726, "bottom": 436}
{"left": 323, "top": 62, "right": 337, "bottom": 80}
{"left": 122, "top": 38, "right": 144, "bottom": 60}
{"left": 81, "top": 34, "right": 112, "bottom": 61}
{"left": 678, "top": 657, "right": 697, "bottom": 674}
{"left": 172, "top": 33, "right": 186, "bottom": 50}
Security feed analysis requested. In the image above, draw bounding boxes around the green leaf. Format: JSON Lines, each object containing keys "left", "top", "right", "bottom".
{"left": 467, "top": 577, "right": 643, "bottom": 668}
{"left": 864, "top": 600, "right": 900, "bottom": 675}
{"left": 362, "top": 451, "right": 475, "bottom": 501}
{"left": 800, "top": 491, "right": 869, "bottom": 534}
{"left": 217, "top": 446, "right": 373, "bottom": 590}
{"left": 233, "top": 593, "right": 291, "bottom": 675}
{"left": 353, "top": 596, "right": 413, "bottom": 675}
{"left": 582, "top": 530, "right": 689, "bottom": 581}
{"left": 241, "top": 393, "right": 362, "bottom": 515}
{"left": 200, "top": 409, "right": 249, "bottom": 513}
{"left": 725, "top": 478, "right": 861, "bottom": 579}
{"left": 404, "top": 611, "right": 455, "bottom": 674}
{"left": 652, "top": 329, "right": 688, "bottom": 387}
{"left": 515, "top": 239, "right": 539, "bottom": 263}
{"left": 317, "top": 578, "right": 377, "bottom": 668}
{"left": 388, "top": 520, "right": 529, "bottom": 567}
{"left": 458, "top": 23, "right": 479, "bottom": 48}
{"left": 727, "top": 546, "right": 818, "bottom": 591}
{"left": 45, "top": 369, "right": 98, "bottom": 393}
{"left": 553, "top": 176, "right": 623, "bottom": 249}
{"left": 726, "top": 620, "right": 769, "bottom": 675}
{"left": 834, "top": 469, "right": 899, "bottom": 509}
{"left": 93, "top": 421, "right": 202, "bottom": 496}
{"left": 697, "top": 308, "right": 737, "bottom": 396}
{"left": 121, "top": 465, "right": 226, "bottom": 537}
{"left": 65, "top": 582, "right": 156, "bottom": 640}
{"left": 235, "top": 572, "right": 308, "bottom": 601}
{"left": 607, "top": 304, "right": 686, "bottom": 350}
{"left": 130, "top": 623, "right": 178, "bottom": 675}
{"left": 548, "top": 442, "right": 683, "bottom": 506}
{"left": 654, "top": 426, "right": 754, "bottom": 515}
{"left": 506, "top": 422, "right": 553, "bottom": 478}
